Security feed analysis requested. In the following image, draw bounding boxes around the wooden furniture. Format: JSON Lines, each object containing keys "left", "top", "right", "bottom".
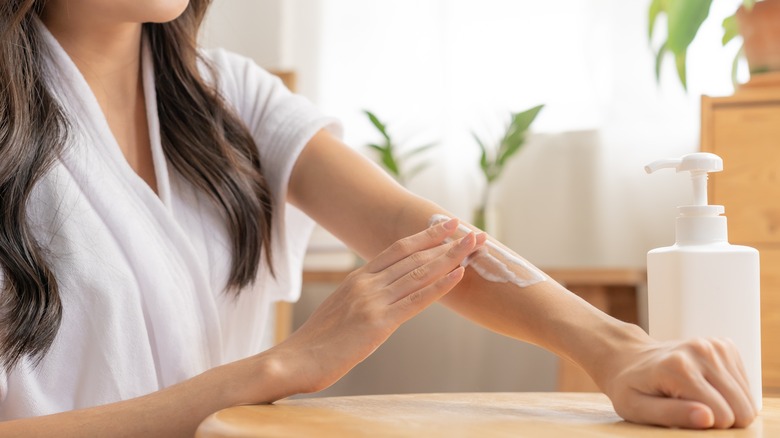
{"left": 701, "top": 73, "right": 780, "bottom": 395}
{"left": 269, "top": 70, "right": 296, "bottom": 93}
{"left": 197, "top": 392, "right": 780, "bottom": 437}
{"left": 290, "top": 268, "right": 644, "bottom": 392}
{"left": 273, "top": 270, "right": 350, "bottom": 345}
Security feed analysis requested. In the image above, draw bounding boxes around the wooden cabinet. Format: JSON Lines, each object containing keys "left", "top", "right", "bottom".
{"left": 701, "top": 74, "right": 780, "bottom": 394}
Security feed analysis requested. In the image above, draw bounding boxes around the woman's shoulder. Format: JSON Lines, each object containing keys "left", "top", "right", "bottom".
{"left": 196, "top": 47, "right": 291, "bottom": 120}
{"left": 199, "top": 48, "right": 281, "bottom": 93}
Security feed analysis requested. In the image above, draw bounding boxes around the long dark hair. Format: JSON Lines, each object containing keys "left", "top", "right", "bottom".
{"left": 0, "top": 0, "right": 274, "bottom": 371}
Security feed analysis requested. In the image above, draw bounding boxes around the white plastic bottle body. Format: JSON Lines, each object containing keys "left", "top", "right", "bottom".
{"left": 647, "top": 243, "right": 762, "bottom": 409}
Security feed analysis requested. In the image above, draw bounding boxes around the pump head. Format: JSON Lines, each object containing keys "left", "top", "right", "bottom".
{"left": 645, "top": 153, "right": 723, "bottom": 207}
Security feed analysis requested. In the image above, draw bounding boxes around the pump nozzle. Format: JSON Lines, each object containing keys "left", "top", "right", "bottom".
{"left": 644, "top": 158, "right": 683, "bottom": 174}
{"left": 645, "top": 153, "right": 723, "bottom": 207}
{"left": 644, "top": 153, "right": 723, "bottom": 175}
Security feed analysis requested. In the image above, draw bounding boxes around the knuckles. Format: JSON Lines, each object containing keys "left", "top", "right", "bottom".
{"left": 408, "top": 266, "right": 428, "bottom": 282}
{"left": 660, "top": 350, "right": 693, "bottom": 376}
{"left": 685, "top": 338, "right": 718, "bottom": 361}
{"left": 358, "top": 305, "right": 386, "bottom": 328}
{"left": 710, "top": 337, "right": 736, "bottom": 357}
{"left": 408, "top": 251, "right": 430, "bottom": 267}
{"left": 390, "top": 239, "right": 413, "bottom": 257}
{"left": 345, "top": 272, "right": 374, "bottom": 294}
{"left": 406, "top": 290, "right": 424, "bottom": 305}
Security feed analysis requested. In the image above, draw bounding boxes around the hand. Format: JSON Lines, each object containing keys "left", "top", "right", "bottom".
{"left": 599, "top": 331, "right": 758, "bottom": 429}
{"left": 271, "top": 219, "right": 486, "bottom": 397}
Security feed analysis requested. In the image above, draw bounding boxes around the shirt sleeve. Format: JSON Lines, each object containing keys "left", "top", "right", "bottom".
{"left": 200, "top": 49, "right": 342, "bottom": 302}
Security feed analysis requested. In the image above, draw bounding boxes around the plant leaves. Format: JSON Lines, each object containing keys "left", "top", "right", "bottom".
{"left": 654, "top": 41, "right": 667, "bottom": 83}
{"left": 675, "top": 50, "right": 688, "bottom": 90}
{"left": 379, "top": 149, "right": 400, "bottom": 177}
{"left": 472, "top": 132, "right": 488, "bottom": 155}
{"left": 399, "top": 142, "right": 437, "bottom": 160}
{"left": 648, "top": 0, "right": 664, "bottom": 41}
{"left": 472, "top": 132, "right": 490, "bottom": 175}
{"left": 497, "top": 105, "right": 544, "bottom": 167}
{"left": 486, "top": 167, "right": 500, "bottom": 184}
{"left": 362, "top": 110, "right": 438, "bottom": 185}
{"left": 363, "top": 110, "right": 391, "bottom": 141}
{"left": 367, "top": 143, "right": 386, "bottom": 153}
{"left": 666, "top": 0, "right": 712, "bottom": 54}
{"left": 721, "top": 14, "right": 739, "bottom": 46}
{"left": 731, "top": 46, "right": 744, "bottom": 88}
{"left": 510, "top": 104, "right": 544, "bottom": 135}
{"left": 406, "top": 162, "right": 430, "bottom": 180}
{"left": 743, "top": 0, "right": 756, "bottom": 10}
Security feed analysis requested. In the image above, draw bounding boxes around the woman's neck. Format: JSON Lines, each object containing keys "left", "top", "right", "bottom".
{"left": 39, "top": 5, "right": 158, "bottom": 193}
{"left": 40, "top": 9, "right": 143, "bottom": 110}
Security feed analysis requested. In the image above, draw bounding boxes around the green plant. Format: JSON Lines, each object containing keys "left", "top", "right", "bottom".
{"left": 648, "top": 0, "right": 756, "bottom": 89}
{"left": 472, "top": 104, "right": 544, "bottom": 231}
{"left": 363, "top": 110, "right": 435, "bottom": 186}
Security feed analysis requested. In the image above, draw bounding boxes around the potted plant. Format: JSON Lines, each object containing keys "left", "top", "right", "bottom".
{"left": 649, "top": 0, "right": 780, "bottom": 89}
{"left": 472, "top": 104, "right": 544, "bottom": 232}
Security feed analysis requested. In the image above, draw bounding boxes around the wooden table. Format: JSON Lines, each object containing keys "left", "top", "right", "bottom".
{"left": 196, "top": 393, "right": 779, "bottom": 437}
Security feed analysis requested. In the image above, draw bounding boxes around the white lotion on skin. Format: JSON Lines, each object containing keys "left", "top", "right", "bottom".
{"left": 429, "top": 214, "right": 546, "bottom": 287}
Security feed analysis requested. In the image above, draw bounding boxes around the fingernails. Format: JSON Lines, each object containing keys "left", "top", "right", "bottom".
{"left": 458, "top": 232, "right": 475, "bottom": 248}
{"left": 443, "top": 218, "right": 458, "bottom": 230}
{"left": 475, "top": 232, "right": 488, "bottom": 245}
{"left": 689, "top": 408, "right": 714, "bottom": 428}
{"left": 447, "top": 266, "right": 465, "bottom": 280}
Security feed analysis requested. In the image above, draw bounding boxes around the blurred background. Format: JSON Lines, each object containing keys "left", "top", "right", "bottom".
{"left": 200, "top": 0, "right": 760, "bottom": 396}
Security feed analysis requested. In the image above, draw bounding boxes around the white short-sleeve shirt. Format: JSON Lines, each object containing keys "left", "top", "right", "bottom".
{"left": 0, "top": 25, "right": 340, "bottom": 420}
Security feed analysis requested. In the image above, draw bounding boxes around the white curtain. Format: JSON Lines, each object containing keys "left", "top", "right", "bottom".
{"left": 291, "top": 0, "right": 744, "bottom": 267}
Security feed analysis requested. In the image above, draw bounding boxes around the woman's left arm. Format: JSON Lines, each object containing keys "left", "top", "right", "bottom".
{"left": 288, "top": 130, "right": 757, "bottom": 429}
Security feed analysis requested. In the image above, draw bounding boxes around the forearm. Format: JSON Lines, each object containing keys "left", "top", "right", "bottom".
{"left": 388, "top": 197, "right": 650, "bottom": 388}
{"left": 0, "top": 352, "right": 289, "bottom": 438}
{"left": 444, "top": 268, "right": 647, "bottom": 385}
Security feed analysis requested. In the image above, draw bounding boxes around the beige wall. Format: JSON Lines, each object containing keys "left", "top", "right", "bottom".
{"left": 201, "top": 0, "right": 285, "bottom": 68}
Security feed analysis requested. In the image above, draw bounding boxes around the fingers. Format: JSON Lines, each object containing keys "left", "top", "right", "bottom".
{"left": 620, "top": 392, "right": 716, "bottom": 429}
{"left": 389, "top": 266, "right": 465, "bottom": 323}
{"left": 723, "top": 339, "right": 757, "bottom": 412}
{"left": 377, "top": 231, "right": 485, "bottom": 285}
{"left": 384, "top": 232, "right": 486, "bottom": 303}
{"left": 678, "top": 372, "right": 735, "bottom": 428}
{"left": 617, "top": 338, "right": 758, "bottom": 429}
{"left": 365, "top": 218, "right": 459, "bottom": 272}
{"left": 698, "top": 339, "right": 757, "bottom": 427}
{"left": 671, "top": 339, "right": 755, "bottom": 428}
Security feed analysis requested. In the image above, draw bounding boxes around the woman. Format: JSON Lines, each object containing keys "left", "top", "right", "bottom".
{"left": 0, "top": 0, "right": 756, "bottom": 435}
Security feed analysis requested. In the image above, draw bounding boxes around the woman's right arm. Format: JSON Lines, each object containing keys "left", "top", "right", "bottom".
{"left": 0, "top": 219, "right": 479, "bottom": 437}
{"left": 0, "top": 353, "right": 284, "bottom": 438}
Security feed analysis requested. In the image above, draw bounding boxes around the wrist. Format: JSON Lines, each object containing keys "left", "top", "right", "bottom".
{"left": 577, "top": 319, "right": 650, "bottom": 392}
{"left": 209, "top": 349, "right": 300, "bottom": 407}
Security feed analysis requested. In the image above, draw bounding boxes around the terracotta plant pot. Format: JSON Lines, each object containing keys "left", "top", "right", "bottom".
{"left": 737, "top": 0, "right": 780, "bottom": 74}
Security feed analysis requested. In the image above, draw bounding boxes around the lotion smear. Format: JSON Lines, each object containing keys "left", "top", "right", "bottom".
{"left": 429, "top": 214, "right": 545, "bottom": 288}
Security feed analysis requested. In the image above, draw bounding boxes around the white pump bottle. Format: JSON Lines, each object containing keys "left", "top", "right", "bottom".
{"left": 646, "top": 152, "right": 762, "bottom": 408}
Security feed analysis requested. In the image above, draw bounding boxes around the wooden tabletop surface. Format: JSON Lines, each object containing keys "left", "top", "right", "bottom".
{"left": 196, "top": 392, "right": 778, "bottom": 437}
